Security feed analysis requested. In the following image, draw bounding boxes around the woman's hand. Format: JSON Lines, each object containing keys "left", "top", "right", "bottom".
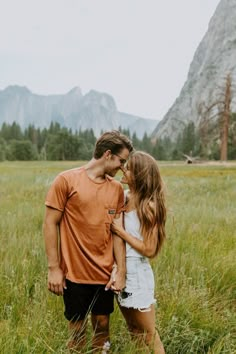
{"left": 111, "top": 220, "right": 125, "bottom": 238}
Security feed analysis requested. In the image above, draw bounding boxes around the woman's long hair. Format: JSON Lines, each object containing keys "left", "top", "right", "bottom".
{"left": 128, "top": 151, "right": 166, "bottom": 256}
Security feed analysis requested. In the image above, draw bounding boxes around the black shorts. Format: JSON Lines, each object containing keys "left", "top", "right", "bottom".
{"left": 63, "top": 279, "right": 114, "bottom": 322}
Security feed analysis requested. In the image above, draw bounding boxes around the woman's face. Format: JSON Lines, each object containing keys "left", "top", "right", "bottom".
{"left": 120, "top": 162, "right": 132, "bottom": 186}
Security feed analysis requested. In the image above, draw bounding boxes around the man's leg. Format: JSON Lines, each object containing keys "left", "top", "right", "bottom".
{"left": 91, "top": 314, "right": 110, "bottom": 352}
{"left": 90, "top": 286, "right": 114, "bottom": 352}
{"left": 67, "top": 318, "right": 88, "bottom": 352}
{"left": 64, "top": 282, "right": 113, "bottom": 352}
{"left": 63, "top": 280, "right": 93, "bottom": 351}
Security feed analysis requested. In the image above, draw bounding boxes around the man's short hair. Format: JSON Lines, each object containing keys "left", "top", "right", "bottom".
{"left": 94, "top": 131, "right": 133, "bottom": 159}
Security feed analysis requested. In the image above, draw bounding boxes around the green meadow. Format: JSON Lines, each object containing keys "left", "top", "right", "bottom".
{"left": 0, "top": 161, "right": 235, "bottom": 353}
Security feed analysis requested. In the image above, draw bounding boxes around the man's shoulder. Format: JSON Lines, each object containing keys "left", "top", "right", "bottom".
{"left": 59, "top": 166, "right": 84, "bottom": 179}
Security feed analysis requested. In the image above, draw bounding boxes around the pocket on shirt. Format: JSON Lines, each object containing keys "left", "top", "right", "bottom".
{"left": 104, "top": 206, "right": 117, "bottom": 224}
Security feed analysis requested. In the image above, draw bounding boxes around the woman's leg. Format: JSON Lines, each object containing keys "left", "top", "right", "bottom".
{"left": 119, "top": 304, "right": 165, "bottom": 354}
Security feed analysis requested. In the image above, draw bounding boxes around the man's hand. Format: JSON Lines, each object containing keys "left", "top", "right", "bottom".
{"left": 48, "top": 266, "right": 66, "bottom": 296}
{"left": 105, "top": 264, "right": 125, "bottom": 293}
{"left": 105, "top": 264, "right": 117, "bottom": 292}
{"left": 113, "top": 269, "right": 126, "bottom": 292}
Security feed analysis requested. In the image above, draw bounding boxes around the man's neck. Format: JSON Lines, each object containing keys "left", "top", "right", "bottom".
{"left": 84, "top": 158, "right": 106, "bottom": 183}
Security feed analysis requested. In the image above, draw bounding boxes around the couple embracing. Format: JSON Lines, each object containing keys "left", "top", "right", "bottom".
{"left": 43, "top": 130, "right": 166, "bottom": 353}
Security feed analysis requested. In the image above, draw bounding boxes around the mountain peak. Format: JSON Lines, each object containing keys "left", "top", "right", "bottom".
{"left": 152, "top": 0, "right": 236, "bottom": 141}
{"left": 67, "top": 86, "right": 82, "bottom": 96}
{"left": 84, "top": 90, "right": 117, "bottom": 111}
{"left": 4, "top": 85, "right": 31, "bottom": 95}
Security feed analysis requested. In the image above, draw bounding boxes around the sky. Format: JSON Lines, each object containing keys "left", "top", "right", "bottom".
{"left": 0, "top": 0, "right": 220, "bottom": 121}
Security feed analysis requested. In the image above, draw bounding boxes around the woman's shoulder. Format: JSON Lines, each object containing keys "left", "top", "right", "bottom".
{"left": 124, "top": 190, "right": 136, "bottom": 212}
{"left": 124, "top": 189, "right": 130, "bottom": 199}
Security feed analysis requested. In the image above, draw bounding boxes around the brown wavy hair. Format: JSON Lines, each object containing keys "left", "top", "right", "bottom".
{"left": 128, "top": 151, "right": 166, "bottom": 256}
{"left": 94, "top": 130, "right": 133, "bottom": 158}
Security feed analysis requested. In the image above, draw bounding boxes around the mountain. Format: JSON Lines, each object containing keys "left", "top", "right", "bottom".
{"left": 0, "top": 85, "right": 157, "bottom": 139}
{"left": 152, "top": 0, "right": 236, "bottom": 141}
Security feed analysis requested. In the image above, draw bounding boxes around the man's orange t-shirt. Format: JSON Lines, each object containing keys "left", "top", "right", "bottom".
{"left": 45, "top": 167, "right": 124, "bottom": 284}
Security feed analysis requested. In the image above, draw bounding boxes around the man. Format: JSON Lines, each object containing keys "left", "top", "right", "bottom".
{"left": 43, "top": 130, "right": 133, "bottom": 352}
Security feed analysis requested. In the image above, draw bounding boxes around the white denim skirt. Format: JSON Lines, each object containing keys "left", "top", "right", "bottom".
{"left": 117, "top": 257, "right": 156, "bottom": 310}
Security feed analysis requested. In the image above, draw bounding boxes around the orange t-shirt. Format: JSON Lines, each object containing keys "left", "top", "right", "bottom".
{"left": 45, "top": 167, "right": 124, "bottom": 284}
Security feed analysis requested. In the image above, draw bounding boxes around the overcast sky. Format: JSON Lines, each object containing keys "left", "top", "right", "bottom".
{"left": 0, "top": 0, "right": 220, "bottom": 120}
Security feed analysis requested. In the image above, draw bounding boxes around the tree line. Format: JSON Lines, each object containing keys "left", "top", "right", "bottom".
{"left": 0, "top": 117, "right": 235, "bottom": 161}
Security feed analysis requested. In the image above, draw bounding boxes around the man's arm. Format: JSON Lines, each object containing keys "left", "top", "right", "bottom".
{"left": 113, "top": 233, "right": 126, "bottom": 291}
{"left": 106, "top": 213, "right": 126, "bottom": 291}
{"left": 43, "top": 206, "right": 66, "bottom": 296}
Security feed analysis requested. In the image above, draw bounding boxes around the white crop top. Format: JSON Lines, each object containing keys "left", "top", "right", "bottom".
{"left": 124, "top": 190, "right": 143, "bottom": 258}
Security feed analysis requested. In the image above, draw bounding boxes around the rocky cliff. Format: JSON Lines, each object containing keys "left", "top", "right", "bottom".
{"left": 152, "top": 0, "right": 236, "bottom": 141}
{"left": 0, "top": 86, "right": 157, "bottom": 139}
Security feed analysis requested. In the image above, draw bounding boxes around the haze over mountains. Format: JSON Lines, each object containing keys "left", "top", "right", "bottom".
{"left": 1, "top": 0, "right": 235, "bottom": 142}
{"left": 0, "top": 85, "right": 158, "bottom": 139}
{"left": 152, "top": 0, "right": 236, "bottom": 141}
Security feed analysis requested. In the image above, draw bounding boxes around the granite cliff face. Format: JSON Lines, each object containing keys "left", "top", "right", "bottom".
{"left": 0, "top": 86, "right": 157, "bottom": 139}
{"left": 152, "top": 0, "right": 236, "bottom": 141}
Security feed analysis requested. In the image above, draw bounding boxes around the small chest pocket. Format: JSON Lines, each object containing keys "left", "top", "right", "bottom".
{"left": 104, "top": 206, "right": 117, "bottom": 224}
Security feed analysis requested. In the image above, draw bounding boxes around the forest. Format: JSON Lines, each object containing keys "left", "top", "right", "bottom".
{"left": 0, "top": 113, "right": 236, "bottom": 161}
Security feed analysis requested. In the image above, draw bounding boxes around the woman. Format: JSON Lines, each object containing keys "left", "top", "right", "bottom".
{"left": 111, "top": 151, "right": 166, "bottom": 354}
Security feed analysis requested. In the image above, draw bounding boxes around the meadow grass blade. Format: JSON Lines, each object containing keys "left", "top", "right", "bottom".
{"left": 0, "top": 161, "right": 235, "bottom": 353}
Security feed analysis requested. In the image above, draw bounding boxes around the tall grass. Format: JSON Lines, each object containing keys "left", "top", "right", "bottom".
{"left": 0, "top": 161, "right": 235, "bottom": 353}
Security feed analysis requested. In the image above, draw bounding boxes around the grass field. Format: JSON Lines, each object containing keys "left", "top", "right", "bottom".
{"left": 0, "top": 161, "right": 235, "bottom": 353}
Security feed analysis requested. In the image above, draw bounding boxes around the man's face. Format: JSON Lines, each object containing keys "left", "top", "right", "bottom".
{"left": 105, "top": 148, "right": 130, "bottom": 177}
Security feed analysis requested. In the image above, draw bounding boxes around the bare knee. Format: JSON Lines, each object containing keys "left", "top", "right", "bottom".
{"left": 145, "top": 328, "right": 156, "bottom": 342}
{"left": 127, "top": 323, "right": 161, "bottom": 349}
{"left": 146, "top": 330, "right": 165, "bottom": 354}
{"left": 92, "top": 314, "right": 109, "bottom": 332}
{"left": 126, "top": 321, "right": 144, "bottom": 340}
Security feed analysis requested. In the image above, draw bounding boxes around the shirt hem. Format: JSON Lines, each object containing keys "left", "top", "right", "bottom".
{"left": 66, "top": 276, "right": 108, "bottom": 285}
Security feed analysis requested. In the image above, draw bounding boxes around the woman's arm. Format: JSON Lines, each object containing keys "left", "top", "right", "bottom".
{"left": 111, "top": 221, "right": 157, "bottom": 258}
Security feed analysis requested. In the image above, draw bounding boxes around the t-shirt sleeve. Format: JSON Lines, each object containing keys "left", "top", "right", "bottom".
{"left": 116, "top": 183, "right": 125, "bottom": 214}
{"left": 45, "top": 174, "right": 68, "bottom": 212}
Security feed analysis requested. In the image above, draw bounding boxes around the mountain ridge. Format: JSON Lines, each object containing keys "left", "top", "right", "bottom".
{"left": 0, "top": 85, "right": 158, "bottom": 139}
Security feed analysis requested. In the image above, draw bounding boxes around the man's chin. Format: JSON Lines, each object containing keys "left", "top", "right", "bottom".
{"left": 107, "top": 169, "right": 118, "bottom": 177}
